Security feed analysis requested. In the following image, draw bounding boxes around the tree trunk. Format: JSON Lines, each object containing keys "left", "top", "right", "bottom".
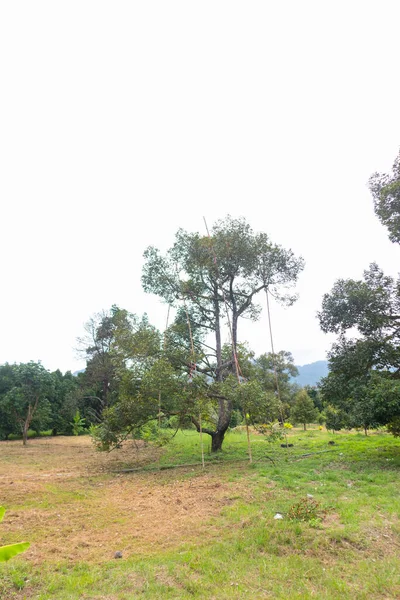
{"left": 22, "top": 399, "right": 38, "bottom": 446}
{"left": 211, "top": 430, "right": 225, "bottom": 452}
{"left": 303, "top": 423, "right": 307, "bottom": 431}
{"left": 214, "top": 296, "right": 222, "bottom": 381}
{"left": 364, "top": 426, "right": 368, "bottom": 436}
{"left": 232, "top": 314, "right": 239, "bottom": 378}
{"left": 22, "top": 421, "right": 29, "bottom": 446}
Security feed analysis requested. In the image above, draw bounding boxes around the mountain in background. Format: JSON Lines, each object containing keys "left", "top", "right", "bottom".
{"left": 72, "top": 369, "right": 85, "bottom": 376}
{"left": 292, "top": 360, "right": 329, "bottom": 387}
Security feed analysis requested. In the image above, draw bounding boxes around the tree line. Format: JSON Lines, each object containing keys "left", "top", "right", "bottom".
{"left": 1, "top": 151, "right": 400, "bottom": 449}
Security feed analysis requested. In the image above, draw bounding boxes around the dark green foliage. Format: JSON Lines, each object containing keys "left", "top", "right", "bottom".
{"left": 77, "top": 307, "right": 161, "bottom": 425}
{"left": 304, "top": 385, "right": 324, "bottom": 412}
{"left": 387, "top": 417, "right": 400, "bottom": 436}
{"left": 290, "top": 389, "right": 319, "bottom": 430}
{"left": 49, "top": 370, "right": 80, "bottom": 435}
{"left": 0, "top": 364, "right": 17, "bottom": 440}
{"left": 319, "top": 261, "right": 400, "bottom": 434}
{"left": 0, "top": 362, "right": 54, "bottom": 445}
{"left": 319, "top": 263, "right": 400, "bottom": 339}
{"left": 324, "top": 405, "right": 349, "bottom": 432}
{"left": 229, "top": 409, "right": 243, "bottom": 428}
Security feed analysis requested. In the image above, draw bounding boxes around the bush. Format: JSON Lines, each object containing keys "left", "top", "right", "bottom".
{"left": 229, "top": 409, "right": 243, "bottom": 428}
{"left": 137, "top": 421, "right": 171, "bottom": 445}
{"left": 387, "top": 417, "right": 400, "bottom": 437}
{"left": 287, "top": 497, "right": 321, "bottom": 522}
{"left": 71, "top": 410, "right": 86, "bottom": 436}
{"left": 325, "top": 405, "right": 349, "bottom": 432}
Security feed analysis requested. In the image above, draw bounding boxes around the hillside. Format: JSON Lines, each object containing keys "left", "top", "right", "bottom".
{"left": 292, "top": 360, "right": 329, "bottom": 387}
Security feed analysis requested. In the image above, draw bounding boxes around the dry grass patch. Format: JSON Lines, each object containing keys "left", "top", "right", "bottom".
{"left": 0, "top": 436, "right": 246, "bottom": 565}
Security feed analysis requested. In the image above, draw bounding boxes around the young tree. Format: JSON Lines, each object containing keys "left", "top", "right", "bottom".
{"left": 324, "top": 405, "right": 349, "bottom": 433}
{"left": 252, "top": 351, "right": 299, "bottom": 420}
{"left": 142, "top": 216, "right": 304, "bottom": 451}
{"left": 291, "top": 389, "right": 319, "bottom": 430}
{"left": 319, "top": 338, "right": 385, "bottom": 434}
{"left": 0, "top": 362, "right": 54, "bottom": 445}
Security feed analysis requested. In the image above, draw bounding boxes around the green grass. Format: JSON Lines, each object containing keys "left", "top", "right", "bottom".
{"left": 1, "top": 428, "right": 400, "bottom": 599}
{"left": 7, "top": 429, "right": 53, "bottom": 441}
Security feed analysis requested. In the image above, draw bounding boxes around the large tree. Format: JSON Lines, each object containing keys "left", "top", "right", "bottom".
{"left": 318, "top": 151, "right": 400, "bottom": 434}
{"left": 49, "top": 370, "right": 80, "bottom": 435}
{"left": 142, "top": 216, "right": 304, "bottom": 451}
{"left": 77, "top": 306, "right": 160, "bottom": 421}
{"left": 318, "top": 264, "right": 400, "bottom": 433}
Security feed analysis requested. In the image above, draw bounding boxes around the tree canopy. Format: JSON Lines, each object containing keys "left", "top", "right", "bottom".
{"left": 369, "top": 150, "right": 400, "bottom": 244}
{"left": 141, "top": 216, "right": 304, "bottom": 450}
{"left": 0, "top": 362, "right": 54, "bottom": 445}
{"left": 317, "top": 153, "right": 400, "bottom": 435}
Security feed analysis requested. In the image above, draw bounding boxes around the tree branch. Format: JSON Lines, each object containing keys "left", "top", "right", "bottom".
{"left": 191, "top": 415, "right": 215, "bottom": 436}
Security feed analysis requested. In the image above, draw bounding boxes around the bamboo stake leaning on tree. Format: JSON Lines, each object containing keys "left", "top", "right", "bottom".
{"left": 203, "top": 216, "right": 253, "bottom": 463}
{"left": 182, "top": 298, "right": 205, "bottom": 469}
{"left": 265, "top": 288, "right": 290, "bottom": 452}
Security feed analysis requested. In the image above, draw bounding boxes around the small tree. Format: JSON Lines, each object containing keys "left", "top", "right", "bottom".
{"left": 291, "top": 389, "right": 319, "bottom": 430}
{"left": 0, "top": 362, "right": 54, "bottom": 445}
{"left": 71, "top": 410, "right": 86, "bottom": 436}
{"left": 324, "top": 405, "right": 349, "bottom": 433}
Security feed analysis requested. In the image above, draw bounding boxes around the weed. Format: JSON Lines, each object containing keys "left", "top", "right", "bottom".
{"left": 287, "top": 497, "right": 322, "bottom": 522}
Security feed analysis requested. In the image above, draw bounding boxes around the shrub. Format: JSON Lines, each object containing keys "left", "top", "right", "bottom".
{"left": 387, "top": 417, "right": 400, "bottom": 437}
{"left": 287, "top": 497, "right": 321, "bottom": 522}
{"left": 71, "top": 410, "right": 86, "bottom": 436}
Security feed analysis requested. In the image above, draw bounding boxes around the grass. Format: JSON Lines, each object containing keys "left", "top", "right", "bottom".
{"left": 0, "top": 427, "right": 399, "bottom": 599}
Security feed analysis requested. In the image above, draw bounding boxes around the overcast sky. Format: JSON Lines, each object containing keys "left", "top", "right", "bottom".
{"left": 1, "top": 1, "right": 400, "bottom": 373}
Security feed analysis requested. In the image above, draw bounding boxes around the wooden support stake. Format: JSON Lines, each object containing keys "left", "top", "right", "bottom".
{"left": 246, "top": 418, "right": 253, "bottom": 464}
{"left": 199, "top": 413, "right": 205, "bottom": 469}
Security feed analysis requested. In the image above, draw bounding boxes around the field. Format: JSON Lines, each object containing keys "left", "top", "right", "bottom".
{"left": 0, "top": 428, "right": 400, "bottom": 599}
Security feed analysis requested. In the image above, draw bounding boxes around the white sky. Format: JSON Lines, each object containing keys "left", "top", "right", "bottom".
{"left": 1, "top": 1, "right": 400, "bottom": 373}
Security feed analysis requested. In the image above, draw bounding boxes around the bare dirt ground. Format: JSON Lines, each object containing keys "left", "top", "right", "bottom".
{"left": 0, "top": 437, "right": 245, "bottom": 565}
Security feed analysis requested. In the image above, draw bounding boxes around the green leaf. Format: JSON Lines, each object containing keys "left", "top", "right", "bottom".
{"left": 0, "top": 542, "right": 30, "bottom": 562}
{"left": 0, "top": 506, "right": 5, "bottom": 523}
